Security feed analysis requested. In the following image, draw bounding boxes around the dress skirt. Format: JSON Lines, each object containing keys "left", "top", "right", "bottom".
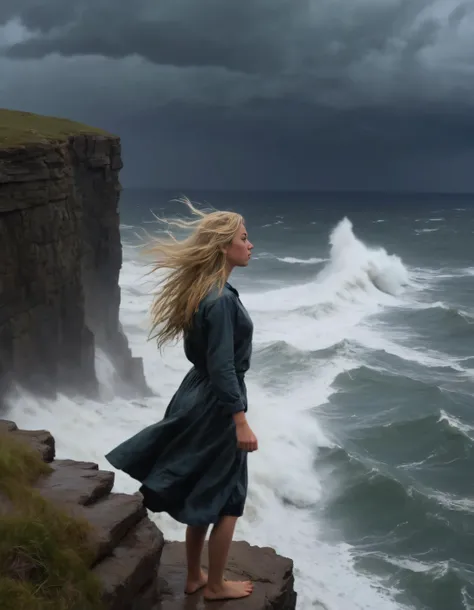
{"left": 105, "top": 367, "right": 248, "bottom": 526}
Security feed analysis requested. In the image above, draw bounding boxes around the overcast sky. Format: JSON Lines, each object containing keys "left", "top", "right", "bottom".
{"left": 1, "top": 0, "right": 474, "bottom": 191}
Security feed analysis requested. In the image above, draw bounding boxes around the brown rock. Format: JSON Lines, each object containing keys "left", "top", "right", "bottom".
{"left": 34, "top": 459, "right": 114, "bottom": 505}
{"left": 80, "top": 492, "right": 147, "bottom": 563}
{"left": 0, "top": 419, "right": 17, "bottom": 432}
{"left": 93, "top": 517, "right": 165, "bottom": 610}
{"left": 7, "top": 427, "right": 56, "bottom": 462}
{"left": 158, "top": 541, "right": 297, "bottom": 610}
{"left": 132, "top": 579, "right": 160, "bottom": 610}
{"left": 1, "top": 419, "right": 165, "bottom": 608}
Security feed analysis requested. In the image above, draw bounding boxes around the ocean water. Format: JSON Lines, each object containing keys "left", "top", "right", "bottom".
{"left": 6, "top": 189, "right": 474, "bottom": 610}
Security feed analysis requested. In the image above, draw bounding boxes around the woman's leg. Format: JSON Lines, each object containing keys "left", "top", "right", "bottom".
{"left": 204, "top": 516, "right": 253, "bottom": 601}
{"left": 185, "top": 524, "right": 209, "bottom": 594}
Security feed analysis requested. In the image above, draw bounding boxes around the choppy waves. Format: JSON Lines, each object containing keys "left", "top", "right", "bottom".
{"left": 313, "top": 404, "right": 474, "bottom": 610}
{"left": 244, "top": 217, "right": 474, "bottom": 609}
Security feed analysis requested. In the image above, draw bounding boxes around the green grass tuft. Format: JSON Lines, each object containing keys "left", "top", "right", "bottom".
{"left": 0, "top": 433, "right": 52, "bottom": 488}
{"left": 0, "top": 433, "right": 104, "bottom": 610}
{"left": 0, "top": 108, "right": 113, "bottom": 149}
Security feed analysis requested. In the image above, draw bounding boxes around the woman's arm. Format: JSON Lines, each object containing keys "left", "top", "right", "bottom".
{"left": 205, "top": 294, "right": 246, "bottom": 416}
{"left": 205, "top": 294, "right": 258, "bottom": 452}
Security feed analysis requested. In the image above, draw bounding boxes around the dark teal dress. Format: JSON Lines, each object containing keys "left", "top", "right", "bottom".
{"left": 105, "top": 282, "right": 253, "bottom": 526}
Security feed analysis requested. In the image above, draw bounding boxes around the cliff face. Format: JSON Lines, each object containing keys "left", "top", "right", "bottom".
{"left": 72, "top": 135, "right": 148, "bottom": 395}
{"left": 0, "top": 110, "right": 148, "bottom": 400}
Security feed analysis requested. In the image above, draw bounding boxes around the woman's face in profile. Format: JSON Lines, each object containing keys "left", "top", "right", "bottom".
{"left": 225, "top": 224, "right": 253, "bottom": 268}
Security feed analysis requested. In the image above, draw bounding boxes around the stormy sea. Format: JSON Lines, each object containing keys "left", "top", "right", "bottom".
{"left": 7, "top": 189, "right": 474, "bottom": 610}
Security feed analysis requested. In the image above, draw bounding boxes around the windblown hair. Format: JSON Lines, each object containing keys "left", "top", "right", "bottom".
{"left": 147, "top": 198, "right": 243, "bottom": 348}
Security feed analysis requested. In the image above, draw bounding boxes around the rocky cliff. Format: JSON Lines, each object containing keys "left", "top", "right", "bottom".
{"left": 0, "top": 109, "right": 149, "bottom": 400}
{"left": 0, "top": 419, "right": 298, "bottom": 610}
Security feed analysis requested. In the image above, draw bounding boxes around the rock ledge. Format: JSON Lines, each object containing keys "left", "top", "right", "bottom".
{"left": 0, "top": 419, "right": 297, "bottom": 610}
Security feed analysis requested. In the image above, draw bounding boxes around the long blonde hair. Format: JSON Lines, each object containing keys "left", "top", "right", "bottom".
{"left": 147, "top": 198, "right": 243, "bottom": 348}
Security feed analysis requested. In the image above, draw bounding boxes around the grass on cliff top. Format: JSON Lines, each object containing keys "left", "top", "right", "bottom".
{"left": 0, "top": 433, "right": 104, "bottom": 610}
{"left": 0, "top": 108, "right": 112, "bottom": 149}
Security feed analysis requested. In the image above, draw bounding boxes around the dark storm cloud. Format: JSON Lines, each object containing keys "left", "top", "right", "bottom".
{"left": 108, "top": 101, "right": 474, "bottom": 190}
{"left": 3, "top": 0, "right": 301, "bottom": 73}
{"left": 3, "top": 0, "right": 474, "bottom": 108}
{"left": 1, "top": 0, "right": 474, "bottom": 190}
{"left": 6, "top": 5, "right": 275, "bottom": 73}
{"left": 0, "top": 1, "right": 77, "bottom": 32}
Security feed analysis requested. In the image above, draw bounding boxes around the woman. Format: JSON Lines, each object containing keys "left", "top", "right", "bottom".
{"left": 105, "top": 200, "right": 258, "bottom": 601}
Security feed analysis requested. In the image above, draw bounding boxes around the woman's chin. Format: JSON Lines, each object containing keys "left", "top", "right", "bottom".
{"left": 231, "top": 257, "right": 251, "bottom": 268}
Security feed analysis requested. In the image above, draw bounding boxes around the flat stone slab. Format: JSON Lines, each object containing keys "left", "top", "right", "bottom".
{"left": 34, "top": 460, "right": 114, "bottom": 506}
{"left": 158, "top": 541, "right": 296, "bottom": 610}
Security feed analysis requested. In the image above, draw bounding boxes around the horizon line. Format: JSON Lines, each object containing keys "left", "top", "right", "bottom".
{"left": 121, "top": 186, "right": 474, "bottom": 197}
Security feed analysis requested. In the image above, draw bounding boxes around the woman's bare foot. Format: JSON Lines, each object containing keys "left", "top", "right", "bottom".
{"left": 185, "top": 569, "right": 208, "bottom": 595}
{"left": 203, "top": 580, "right": 253, "bottom": 601}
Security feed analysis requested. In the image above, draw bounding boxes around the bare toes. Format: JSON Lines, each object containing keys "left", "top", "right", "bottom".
{"left": 203, "top": 580, "right": 254, "bottom": 601}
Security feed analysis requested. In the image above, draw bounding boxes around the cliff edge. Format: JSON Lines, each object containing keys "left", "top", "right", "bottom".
{"left": 0, "top": 109, "right": 149, "bottom": 400}
{"left": 0, "top": 419, "right": 298, "bottom": 610}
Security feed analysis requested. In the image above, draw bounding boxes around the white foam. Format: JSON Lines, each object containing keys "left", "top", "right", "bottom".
{"left": 349, "top": 325, "right": 467, "bottom": 372}
{"left": 262, "top": 220, "right": 284, "bottom": 228}
{"left": 438, "top": 410, "right": 474, "bottom": 440}
{"left": 277, "top": 256, "right": 326, "bottom": 265}
{"left": 325, "top": 218, "right": 410, "bottom": 297}
{"left": 415, "top": 218, "right": 445, "bottom": 223}
{"left": 244, "top": 218, "right": 412, "bottom": 357}
{"left": 415, "top": 228, "right": 440, "bottom": 234}
{"left": 5, "top": 218, "right": 413, "bottom": 610}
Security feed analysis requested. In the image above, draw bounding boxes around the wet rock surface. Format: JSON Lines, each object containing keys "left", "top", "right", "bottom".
{"left": 158, "top": 541, "right": 297, "bottom": 610}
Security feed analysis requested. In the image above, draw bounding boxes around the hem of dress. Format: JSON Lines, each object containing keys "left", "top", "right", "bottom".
{"left": 104, "top": 454, "right": 246, "bottom": 527}
{"left": 104, "top": 450, "right": 121, "bottom": 471}
{"left": 140, "top": 483, "right": 245, "bottom": 527}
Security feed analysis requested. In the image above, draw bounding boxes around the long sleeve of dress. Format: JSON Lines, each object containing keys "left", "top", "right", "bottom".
{"left": 204, "top": 294, "right": 246, "bottom": 415}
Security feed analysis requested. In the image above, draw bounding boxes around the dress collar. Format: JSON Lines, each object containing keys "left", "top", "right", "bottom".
{"left": 225, "top": 281, "right": 239, "bottom": 296}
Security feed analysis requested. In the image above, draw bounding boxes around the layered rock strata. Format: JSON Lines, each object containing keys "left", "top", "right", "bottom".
{"left": 0, "top": 109, "right": 149, "bottom": 400}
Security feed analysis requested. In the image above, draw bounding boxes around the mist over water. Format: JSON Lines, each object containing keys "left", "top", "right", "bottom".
{"left": 6, "top": 192, "right": 474, "bottom": 610}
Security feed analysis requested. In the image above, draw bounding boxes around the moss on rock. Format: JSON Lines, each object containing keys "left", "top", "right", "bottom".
{"left": 0, "top": 108, "right": 112, "bottom": 149}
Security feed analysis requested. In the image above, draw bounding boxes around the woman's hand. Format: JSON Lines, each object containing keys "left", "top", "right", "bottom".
{"left": 235, "top": 420, "right": 258, "bottom": 452}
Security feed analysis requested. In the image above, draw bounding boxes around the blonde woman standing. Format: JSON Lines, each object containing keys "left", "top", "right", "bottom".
{"left": 105, "top": 201, "right": 257, "bottom": 601}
